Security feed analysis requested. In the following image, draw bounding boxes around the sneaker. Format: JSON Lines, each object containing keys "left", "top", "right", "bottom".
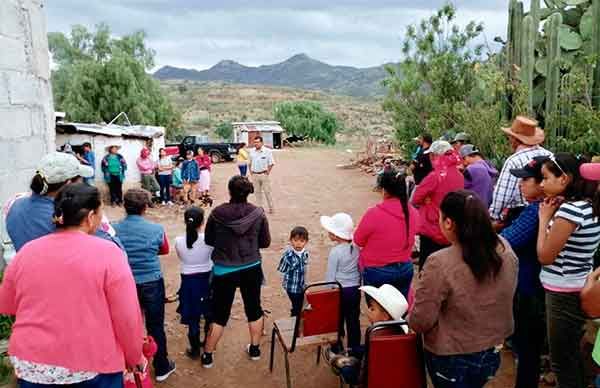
{"left": 167, "top": 201, "right": 174, "bottom": 206}
{"left": 246, "top": 344, "right": 261, "bottom": 361}
{"left": 155, "top": 360, "right": 176, "bottom": 382}
{"left": 201, "top": 352, "right": 214, "bottom": 369}
{"left": 162, "top": 201, "right": 167, "bottom": 205}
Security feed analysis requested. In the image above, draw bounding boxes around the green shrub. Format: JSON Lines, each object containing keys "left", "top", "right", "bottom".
{"left": 274, "top": 101, "right": 342, "bottom": 145}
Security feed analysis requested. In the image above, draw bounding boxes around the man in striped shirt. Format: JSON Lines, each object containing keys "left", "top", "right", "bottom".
{"left": 489, "top": 116, "right": 552, "bottom": 227}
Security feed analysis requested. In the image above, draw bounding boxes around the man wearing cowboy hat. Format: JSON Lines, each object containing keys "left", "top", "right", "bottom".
{"left": 489, "top": 116, "right": 552, "bottom": 226}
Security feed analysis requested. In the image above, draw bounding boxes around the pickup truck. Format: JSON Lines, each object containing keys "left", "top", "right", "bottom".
{"left": 166, "top": 136, "right": 241, "bottom": 163}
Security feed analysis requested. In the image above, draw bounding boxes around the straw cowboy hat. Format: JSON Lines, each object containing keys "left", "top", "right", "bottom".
{"left": 359, "top": 284, "right": 409, "bottom": 321}
{"left": 501, "top": 116, "right": 545, "bottom": 146}
{"left": 320, "top": 213, "right": 354, "bottom": 241}
{"left": 105, "top": 144, "right": 122, "bottom": 151}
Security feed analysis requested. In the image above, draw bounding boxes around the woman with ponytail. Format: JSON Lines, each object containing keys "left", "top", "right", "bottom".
{"left": 410, "top": 190, "right": 518, "bottom": 387}
{"left": 0, "top": 183, "right": 144, "bottom": 387}
{"left": 175, "top": 207, "right": 214, "bottom": 359}
{"left": 6, "top": 152, "right": 93, "bottom": 252}
{"left": 354, "top": 170, "right": 420, "bottom": 299}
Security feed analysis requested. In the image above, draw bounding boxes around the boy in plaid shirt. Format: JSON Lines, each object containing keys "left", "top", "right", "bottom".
{"left": 277, "top": 226, "right": 309, "bottom": 316}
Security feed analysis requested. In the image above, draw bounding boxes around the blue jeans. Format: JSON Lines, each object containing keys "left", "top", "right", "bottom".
{"left": 158, "top": 174, "right": 172, "bottom": 202}
{"left": 18, "top": 372, "right": 123, "bottom": 388}
{"left": 238, "top": 164, "right": 248, "bottom": 176}
{"left": 287, "top": 291, "right": 304, "bottom": 317}
{"left": 362, "top": 262, "right": 413, "bottom": 300}
{"left": 136, "top": 279, "right": 170, "bottom": 375}
{"left": 425, "top": 349, "right": 501, "bottom": 388}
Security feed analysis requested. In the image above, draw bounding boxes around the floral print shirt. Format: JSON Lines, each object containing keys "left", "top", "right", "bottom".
{"left": 10, "top": 356, "right": 97, "bottom": 384}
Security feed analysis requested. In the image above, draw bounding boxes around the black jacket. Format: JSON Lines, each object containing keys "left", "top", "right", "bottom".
{"left": 205, "top": 202, "right": 271, "bottom": 267}
{"left": 413, "top": 147, "right": 433, "bottom": 185}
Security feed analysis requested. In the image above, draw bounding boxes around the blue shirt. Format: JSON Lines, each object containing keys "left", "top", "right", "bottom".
{"left": 500, "top": 202, "right": 542, "bottom": 296}
{"left": 113, "top": 215, "right": 165, "bottom": 284}
{"left": 277, "top": 248, "right": 309, "bottom": 294}
{"left": 6, "top": 194, "right": 55, "bottom": 251}
{"left": 84, "top": 151, "right": 96, "bottom": 178}
{"left": 181, "top": 160, "right": 200, "bottom": 182}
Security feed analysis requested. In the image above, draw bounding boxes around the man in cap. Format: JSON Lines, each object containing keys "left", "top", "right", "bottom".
{"left": 450, "top": 132, "right": 470, "bottom": 153}
{"left": 460, "top": 145, "right": 498, "bottom": 207}
{"left": 410, "top": 133, "right": 433, "bottom": 185}
{"left": 489, "top": 116, "right": 552, "bottom": 227}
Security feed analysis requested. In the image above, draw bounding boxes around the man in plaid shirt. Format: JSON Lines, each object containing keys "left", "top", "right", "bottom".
{"left": 277, "top": 227, "right": 310, "bottom": 317}
{"left": 489, "top": 116, "right": 552, "bottom": 225}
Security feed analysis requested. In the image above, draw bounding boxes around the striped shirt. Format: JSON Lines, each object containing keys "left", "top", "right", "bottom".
{"left": 540, "top": 201, "right": 600, "bottom": 291}
{"left": 489, "top": 146, "right": 552, "bottom": 220}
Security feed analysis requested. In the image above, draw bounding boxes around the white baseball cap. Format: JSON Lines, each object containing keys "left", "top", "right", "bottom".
{"left": 360, "top": 284, "right": 409, "bottom": 321}
{"left": 320, "top": 212, "right": 354, "bottom": 241}
{"left": 424, "top": 140, "right": 453, "bottom": 155}
{"left": 38, "top": 152, "right": 94, "bottom": 184}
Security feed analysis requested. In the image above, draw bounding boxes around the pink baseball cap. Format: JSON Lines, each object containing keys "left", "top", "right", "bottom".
{"left": 580, "top": 163, "right": 600, "bottom": 180}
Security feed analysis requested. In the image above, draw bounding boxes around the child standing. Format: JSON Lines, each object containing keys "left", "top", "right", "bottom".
{"left": 277, "top": 227, "right": 309, "bottom": 317}
{"left": 321, "top": 213, "right": 361, "bottom": 353}
{"left": 175, "top": 207, "right": 214, "bottom": 359}
{"left": 181, "top": 150, "right": 200, "bottom": 204}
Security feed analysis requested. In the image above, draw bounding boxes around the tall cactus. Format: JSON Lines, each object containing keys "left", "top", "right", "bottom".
{"left": 513, "top": 1, "right": 524, "bottom": 68}
{"left": 546, "top": 13, "right": 562, "bottom": 137}
{"left": 522, "top": 15, "right": 536, "bottom": 116}
{"left": 592, "top": 0, "right": 600, "bottom": 109}
{"left": 530, "top": 0, "right": 540, "bottom": 40}
{"left": 505, "top": 0, "right": 525, "bottom": 120}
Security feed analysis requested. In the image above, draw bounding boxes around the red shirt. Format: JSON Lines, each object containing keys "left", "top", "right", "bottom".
{"left": 354, "top": 198, "right": 420, "bottom": 270}
{"left": 0, "top": 231, "right": 144, "bottom": 372}
{"left": 196, "top": 155, "right": 212, "bottom": 171}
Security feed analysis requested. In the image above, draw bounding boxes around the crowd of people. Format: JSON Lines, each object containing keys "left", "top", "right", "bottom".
{"left": 1, "top": 117, "right": 600, "bottom": 388}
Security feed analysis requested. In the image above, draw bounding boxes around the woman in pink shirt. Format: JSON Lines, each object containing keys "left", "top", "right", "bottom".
{"left": 137, "top": 147, "right": 160, "bottom": 196}
{"left": 354, "top": 171, "right": 420, "bottom": 299}
{"left": 0, "top": 183, "right": 144, "bottom": 387}
{"left": 195, "top": 148, "right": 212, "bottom": 196}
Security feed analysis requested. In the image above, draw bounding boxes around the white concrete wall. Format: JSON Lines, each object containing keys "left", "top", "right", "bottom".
{"left": 1, "top": 0, "right": 54, "bottom": 253}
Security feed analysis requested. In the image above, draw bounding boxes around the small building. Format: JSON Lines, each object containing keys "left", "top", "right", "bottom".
{"left": 232, "top": 121, "right": 285, "bottom": 149}
{"left": 55, "top": 121, "right": 166, "bottom": 191}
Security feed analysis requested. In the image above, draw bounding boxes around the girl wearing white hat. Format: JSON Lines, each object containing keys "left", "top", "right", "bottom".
{"left": 321, "top": 212, "right": 361, "bottom": 353}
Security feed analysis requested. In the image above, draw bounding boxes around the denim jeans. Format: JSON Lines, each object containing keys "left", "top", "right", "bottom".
{"left": 18, "top": 372, "right": 123, "bottom": 388}
{"left": 362, "top": 262, "right": 413, "bottom": 300}
{"left": 287, "top": 291, "right": 304, "bottom": 317}
{"left": 546, "top": 290, "right": 586, "bottom": 388}
{"left": 340, "top": 286, "right": 361, "bottom": 351}
{"left": 238, "top": 164, "right": 248, "bottom": 176}
{"left": 514, "top": 290, "right": 546, "bottom": 388}
{"left": 425, "top": 349, "right": 501, "bottom": 388}
{"left": 136, "top": 279, "right": 171, "bottom": 375}
{"left": 158, "top": 174, "right": 172, "bottom": 202}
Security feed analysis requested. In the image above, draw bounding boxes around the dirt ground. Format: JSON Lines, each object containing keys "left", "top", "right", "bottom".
{"left": 105, "top": 147, "right": 517, "bottom": 388}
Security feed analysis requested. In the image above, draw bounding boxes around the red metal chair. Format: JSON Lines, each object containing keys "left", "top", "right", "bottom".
{"left": 269, "top": 281, "right": 343, "bottom": 388}
{"left": 362, "top": 321, "right": 426, "bottom": 388}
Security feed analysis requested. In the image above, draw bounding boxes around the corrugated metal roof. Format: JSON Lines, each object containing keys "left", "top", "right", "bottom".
{"left": 232, "top": 121, "right": 284, "bottom": 133}
{"left": 56, "top": 122, "right": 165, "bottom": 139}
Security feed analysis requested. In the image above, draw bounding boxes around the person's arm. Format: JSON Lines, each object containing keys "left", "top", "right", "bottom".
{"left": 267, "top": 151, "right": 275, "bottom": 174}
{"left": 537, "top": 200, "right": 577, "bottom": 265}
{"left": 353, "top": 210, "right": 373, "bottom": 248}
{"left": 277, "top": 251, "right": 290, "bottom": 273}
{"left": 500, "top": 204, "right": 538, "bottom": 250}
{"left": 325, "top": 248, "right": 339, "bottom": 283}
{"left": 258, "top": 213, "right": 271, "bottom": 249}
{"left": 158, "top": 231, "right": 169, "bottom": 255}
{"left": 105, "top": 249, "right": 144, "bottom": 368}
{"left": 0, "top": 260, "right": 18, "bottom": 315}
{"left": 76, "top": 153, "right": 89, "bottom": 165}
{"left": 121, "top": 155, "right": 127, "bottom": 171}
{"left": 581, "top": 267, "right": 600, "bottom": 317}
{"left": 411, "top": 172, "right": 436, "bottom": 206}
{"left": 408, "top": 255, "right": 447, "bottom": 333}
{"left": 204, "top": 215, "right": 216, "bottom": 247}
{"left": 489, "top": 159, "right": 518, "bottom": 221}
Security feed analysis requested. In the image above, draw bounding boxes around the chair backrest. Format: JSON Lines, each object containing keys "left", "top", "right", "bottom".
{"left": 365, "top": 322, "right": 426, "bottom": 388}
{"left": 302, "top": 287, "right": 341, "bottom": 337}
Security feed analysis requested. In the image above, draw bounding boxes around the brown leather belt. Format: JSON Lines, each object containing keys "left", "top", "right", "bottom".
{"left": 252, "top": 171, "right": 268, "bottom": 174}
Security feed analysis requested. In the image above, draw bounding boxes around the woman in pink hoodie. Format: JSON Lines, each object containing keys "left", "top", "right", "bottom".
{"left": 354, "top": 171, "right": 420, "bottom": 299}
{"left": 412, "top": 140, "right": 464, "bottom": 270}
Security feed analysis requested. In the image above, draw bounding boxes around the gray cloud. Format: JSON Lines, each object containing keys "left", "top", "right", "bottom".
{"left": 45, "top": 1, "right": 520, "bottom": 70}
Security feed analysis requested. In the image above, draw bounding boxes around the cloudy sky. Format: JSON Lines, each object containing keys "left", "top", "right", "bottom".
{"left": 45, "top": 1, "right": 526, "bottom": 71}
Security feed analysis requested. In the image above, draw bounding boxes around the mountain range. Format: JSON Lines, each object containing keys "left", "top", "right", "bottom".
{"left": 153, "top": 54, "right": 392, "bottom": 97}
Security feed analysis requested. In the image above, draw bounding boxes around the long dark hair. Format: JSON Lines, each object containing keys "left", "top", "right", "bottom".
{"left": 30, "top": 172, "right": 69, "bottom": 195}
{"left": 380, "top": 171, "right": 411, "bottom": 247}
{"left": 228, "top": 175, "right": 254, "bottom": 203}
{"left": 184, "top": 207, "right": 205, "bottom": 249}
{"left": 53, "top": 183, "right": 101, "bottom": 228}
{"left": 543, "top": 153, "right": 600, "bottom": 217}
{"left": 440, "top": 190, "right": 504, "bottom": 282}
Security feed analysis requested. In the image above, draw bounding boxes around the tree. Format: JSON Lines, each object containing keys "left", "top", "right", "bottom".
{"left": 215, "top": 122, "right": 234, "bottom": 140}
{"left": 382, "top": 3, "right": 507, "bottom": 159}
{"left": 273, "top": 101, "right": 341, "bottom": 144}
{"left": 49, "top": 24, "right": 182, "bottom": 140}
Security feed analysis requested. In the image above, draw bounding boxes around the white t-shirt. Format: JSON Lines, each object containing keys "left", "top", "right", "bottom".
{"left": 250, "top": 147, "right": 275, "bottom": 173}
{"left": 540, "top": 200, "right": 600, "bottom": 291}
{"left": 175, "top": 233, "right": 214, "bottom": 274}
{"left": 158, "top": 157, "right": 173, "bottom": 176}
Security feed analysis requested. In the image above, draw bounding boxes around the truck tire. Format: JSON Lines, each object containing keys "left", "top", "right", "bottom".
{"left": 210, "top": 151, "right": 223, "bottom": 164}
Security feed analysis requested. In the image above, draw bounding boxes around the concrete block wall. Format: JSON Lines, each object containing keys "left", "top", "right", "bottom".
{"left": 0, "top": 0, "right": 54, "bottom": 252}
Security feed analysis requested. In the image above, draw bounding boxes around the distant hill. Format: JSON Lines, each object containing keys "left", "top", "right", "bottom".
{"left": 154, "top": 54, "right": 392, "bottom": 97}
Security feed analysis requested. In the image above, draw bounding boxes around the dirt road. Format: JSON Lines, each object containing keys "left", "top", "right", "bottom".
{"left": 106, "top": 147, "right": 516, "bottom": 388}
